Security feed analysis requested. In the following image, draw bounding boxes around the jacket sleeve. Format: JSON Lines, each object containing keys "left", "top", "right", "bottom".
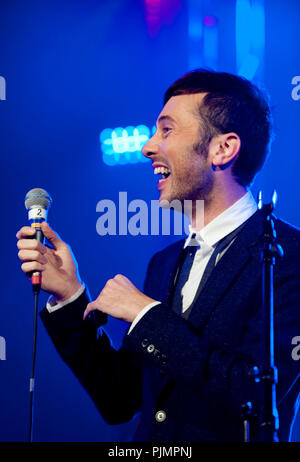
{"left": 40, "top": 290, "right": 143, "bottom": 425}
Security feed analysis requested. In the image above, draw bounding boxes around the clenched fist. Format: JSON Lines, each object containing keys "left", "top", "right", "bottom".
{"left": 16, "top": 221, "right": 82, "bottom": 302}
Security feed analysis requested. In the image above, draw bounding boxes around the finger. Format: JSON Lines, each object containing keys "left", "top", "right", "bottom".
{"left": 41, "top": 222, "right": 65, "bottom": 250}
{"left": 17, "top": 238, "right": 47, "bottom": 254}
{"left": 83, "top": 301, "right": 101, "bottom": 320}
{"left": 16, "top": 226, "right": 36, "bottom": 240}
{"left": 18, "top": 249, "right": 48, "bottom": 265}
{"left": 21, "top": 261, "right": 45, "bottom": 274}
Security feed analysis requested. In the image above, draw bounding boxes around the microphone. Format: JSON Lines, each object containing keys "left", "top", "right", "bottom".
{"left": 24, "top": 188, "right": 52, "bottom": 294}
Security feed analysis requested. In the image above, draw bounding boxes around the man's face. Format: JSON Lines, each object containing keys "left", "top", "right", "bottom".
{"left": 142, "top": 93, "right": 214, "bottom": 205}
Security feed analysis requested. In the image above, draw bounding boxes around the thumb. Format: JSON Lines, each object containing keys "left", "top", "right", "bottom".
{"left": 41, "top": 222, "right": 64, "bottom": 249}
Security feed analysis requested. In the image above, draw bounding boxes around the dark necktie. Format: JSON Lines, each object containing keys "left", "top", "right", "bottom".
{"left": 172, "top": 222, "right": 246, "bottom": 316}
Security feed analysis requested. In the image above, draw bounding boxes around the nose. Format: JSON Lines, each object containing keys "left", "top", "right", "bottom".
{"left": 142, "top": 133, "right": 158, "bottom": 159}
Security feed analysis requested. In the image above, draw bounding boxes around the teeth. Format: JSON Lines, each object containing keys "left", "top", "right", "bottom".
{"left": 154, "top": 166, "right": 170, "bottom": 175}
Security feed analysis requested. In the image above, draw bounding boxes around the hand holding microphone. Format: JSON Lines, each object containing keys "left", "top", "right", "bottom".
{"left": 17, "top": 189, "right": 153, "bottom": 325}
{"left": 23, "top": 188, "right": 52, "bottom": 293}
{"left": 17, "top": 188, "right": 89, "bottom": 443}
{"left": 17, "top": 188, "right": 82, "bottom": 303}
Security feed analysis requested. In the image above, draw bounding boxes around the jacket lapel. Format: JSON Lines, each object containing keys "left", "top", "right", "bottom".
{"left": 156, "top": 210, "right": 265, "bottom": 400}
{"left": 187, "top": 210, "right": 264, "bottom": 330}
{"left": 163, "top": 240, "right": 187, "bottom": 305}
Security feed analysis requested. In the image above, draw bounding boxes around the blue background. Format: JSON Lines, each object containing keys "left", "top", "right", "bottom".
{"left": 0, "top": 0, "right": 299, "bottom": 442}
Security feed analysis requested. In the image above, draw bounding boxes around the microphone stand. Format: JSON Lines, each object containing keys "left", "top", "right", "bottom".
{"left": 242, "top": 190, "right": 283, "bottom": 442}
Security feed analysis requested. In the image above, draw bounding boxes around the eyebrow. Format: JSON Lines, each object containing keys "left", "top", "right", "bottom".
{"left": 157, "top": 115, "right": 176, "bottom": 125}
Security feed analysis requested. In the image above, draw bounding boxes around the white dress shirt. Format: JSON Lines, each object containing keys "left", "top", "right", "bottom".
{"left": 180, "top": 190, "right": 258, "bottom": 312}
{"left": 47, "top": 191, "right": 258, "bottom": 333}
{"left": 128, "top": 190, "right": 257, "bottom": 331}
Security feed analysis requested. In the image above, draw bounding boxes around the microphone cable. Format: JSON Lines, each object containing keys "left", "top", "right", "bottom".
{"left": 24, "top": 188, "right": 52, "bottom": 442}
{"left": 28, "top": 288, "right": 39, "bottom": 442}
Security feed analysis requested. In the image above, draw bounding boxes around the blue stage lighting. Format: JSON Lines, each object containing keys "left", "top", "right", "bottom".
{"left": 187, "top": 2, "right": 218, "bottom": 71}
{"left": 100, "top": 125, "right": 155, "bottom": 165}
{"left": 236, "top": 0, "right": 265, "bottom": 80}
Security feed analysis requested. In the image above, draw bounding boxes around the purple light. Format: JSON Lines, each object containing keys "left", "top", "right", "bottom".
{"left": 203, "top": 15, "right": 217, "bottom": 28}
{"left": 144, "top": 0, "right": 182, "bottom": 36}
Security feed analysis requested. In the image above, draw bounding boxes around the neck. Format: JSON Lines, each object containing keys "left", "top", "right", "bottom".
{"left": 190, "top": 184, "right": 248, "bottom": 231}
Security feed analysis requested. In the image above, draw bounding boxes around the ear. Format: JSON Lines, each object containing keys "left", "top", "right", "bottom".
{"left": 210, "top": 133, "right": 241, "bottom": 170}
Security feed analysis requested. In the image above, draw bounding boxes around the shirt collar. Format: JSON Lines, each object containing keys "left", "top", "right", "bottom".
{"left": 184, "top": 191, "right": 258, "bottom": 249}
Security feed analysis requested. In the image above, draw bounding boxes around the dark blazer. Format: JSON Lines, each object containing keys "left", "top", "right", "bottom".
{"left": 40, "top": 210, "right": 300, "bottom": 442}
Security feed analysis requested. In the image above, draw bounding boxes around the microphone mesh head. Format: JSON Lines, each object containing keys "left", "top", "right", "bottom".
{"left": 24, "top": 188, "right": 52, "bottom": 210}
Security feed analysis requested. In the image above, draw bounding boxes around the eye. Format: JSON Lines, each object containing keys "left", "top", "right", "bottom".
{"left": 162, "top": 126, "right": 171, "bottom": 135}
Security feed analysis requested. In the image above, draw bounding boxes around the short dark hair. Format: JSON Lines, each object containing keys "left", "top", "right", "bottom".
{"left": 164, "top": 69, "right": 273, "bottom": 186}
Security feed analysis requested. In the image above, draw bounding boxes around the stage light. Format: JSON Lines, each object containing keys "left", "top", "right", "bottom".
{"left": 236, "top": 0, "right": 265, "bottom": 80}
{"left": 100, "top": 125, "right": 155, "bottom": 166}
{"left": 238, "top": 54, "right": 260, "bottom": 81}
{"left": 187, "top": 2, "right": 219, "bottom": 70}
{"left": 144, "top": 0, "right": 182, "bottom": 37}
{"left": 203, "top": 15, "right": 217, "bottom": 28}
{"left": 203, "top": 15, "right": 218, "bottom": 69}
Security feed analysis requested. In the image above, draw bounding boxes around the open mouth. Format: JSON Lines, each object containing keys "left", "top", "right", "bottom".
{"left": 154, "top": 166, "right": 171, "bottom": 186}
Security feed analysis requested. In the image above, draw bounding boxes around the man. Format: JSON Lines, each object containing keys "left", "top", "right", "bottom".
{"left": 17, "top": 70, "right": 300, "bottom": 442}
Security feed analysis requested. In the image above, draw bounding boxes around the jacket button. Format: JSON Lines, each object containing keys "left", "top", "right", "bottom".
{"left": 161, "top": 354, "right": 168, "bottom": 364}
{"left": 155, "top": 410, "right": 166, "bottom": 422}
{"left": 147, "top": 344, "right": 155, "bottom": 353}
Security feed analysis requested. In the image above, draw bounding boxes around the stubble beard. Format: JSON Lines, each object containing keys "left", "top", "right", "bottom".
{"left": 159, "top": 141, "right": 214, "bottom": 221}
{"left": 173, "top": 140, "right": 214, "bottom": 203}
